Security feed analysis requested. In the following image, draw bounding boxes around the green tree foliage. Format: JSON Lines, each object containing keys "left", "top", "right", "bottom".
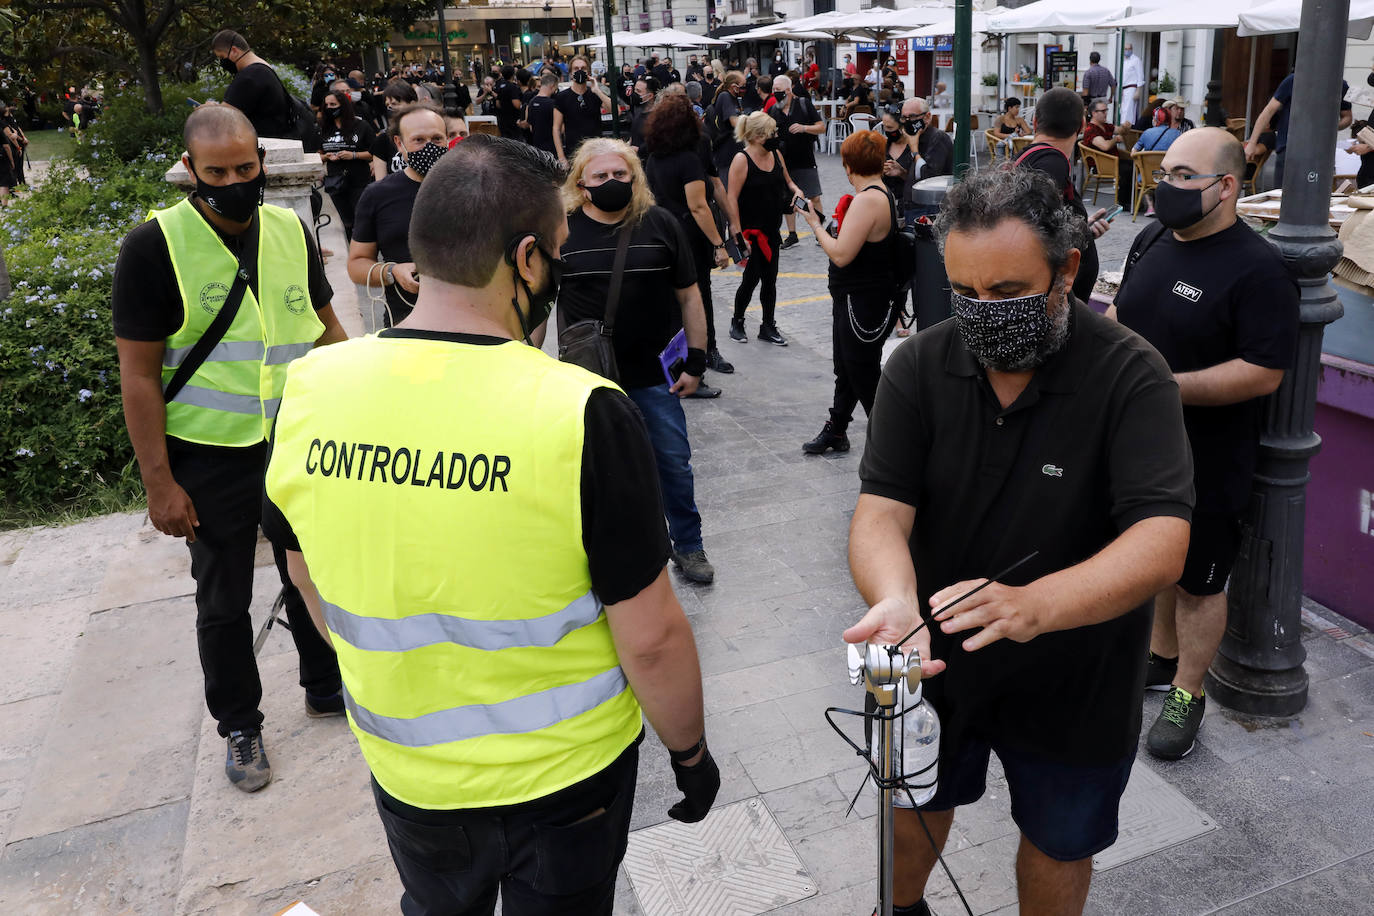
{"left": 6, "top": 0, "right": 434, "bottom": 112}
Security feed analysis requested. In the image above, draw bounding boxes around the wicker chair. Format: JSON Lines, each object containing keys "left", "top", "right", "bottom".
{"left": 1243, "top": 147, "right": 1271, "bottom": 196}
{"left": 1130, "top": 150, "right": 1167, "bottom": 220}
{"left": 1079, "top": 142, "right": 1120, "bottom": 206}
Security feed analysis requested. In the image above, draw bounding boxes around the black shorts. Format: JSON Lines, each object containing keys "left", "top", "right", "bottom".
{"left": 917, "top": 736, "right": 1135, "bottom": 862}
{"left": 1179, "top": 511, "right": 1242, "bottom": 596}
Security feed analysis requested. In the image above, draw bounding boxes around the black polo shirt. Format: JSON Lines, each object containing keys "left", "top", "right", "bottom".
{"left": 1115, "top": 220, "right": 1299, "bottom": 515}
{"left": 859, "top": 301, "right": 1194, "bottom": 764}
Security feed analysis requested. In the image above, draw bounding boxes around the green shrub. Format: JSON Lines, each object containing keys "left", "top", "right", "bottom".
{"left": 73, "top": 67, "right": 230, "bottom": 173}
{"left": 0, "top": 155, "right": 181, "bottom": 522}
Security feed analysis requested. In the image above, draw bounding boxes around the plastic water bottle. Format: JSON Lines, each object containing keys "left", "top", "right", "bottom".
{"left": 899, "top": 680, "right": 940, "bottom": 806}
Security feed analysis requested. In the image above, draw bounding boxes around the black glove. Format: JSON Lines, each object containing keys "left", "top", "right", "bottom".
{"left": 667, "top": 745, "right": 720, "bottom": 823}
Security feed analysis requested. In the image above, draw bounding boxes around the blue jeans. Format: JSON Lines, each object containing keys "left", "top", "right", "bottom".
{"left": 626, "top": 385, "right": 703, "bottom": 554}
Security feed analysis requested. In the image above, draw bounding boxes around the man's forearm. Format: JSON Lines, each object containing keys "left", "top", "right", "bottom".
{"left": 849, "top": 498, "right": 920, "bottom": 623}
{"left": 122, "top": 376, "right": 175, "bottom": 489}
{"left": 618, "top": 616, "right": 705, "bottom": 752}
{"left": 1176, "top": 357, "right": 1284, "bottom": 406}
{"left": 677, "top": 287, "right": 708, "bottom": 350}
{"left": 1031, "top": 515, "right": 1189, "bottom": 634}
{"left": 285, "top": 550, "right": 333, "bottom": 647}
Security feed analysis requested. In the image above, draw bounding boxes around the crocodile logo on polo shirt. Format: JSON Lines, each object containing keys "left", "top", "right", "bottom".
{"left": 1172, "top": 280, "right": 1203, "bottom": 302}
{"left": 1041, "top": 464, "right": 1064, "bottom": 478}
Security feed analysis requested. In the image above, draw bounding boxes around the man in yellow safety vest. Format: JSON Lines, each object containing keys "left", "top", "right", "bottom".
{"left": 264, "top": 135, "right": 719, "bottom": 914}
{"left": 113, "top": 103, "right": 347, "bottom": 792}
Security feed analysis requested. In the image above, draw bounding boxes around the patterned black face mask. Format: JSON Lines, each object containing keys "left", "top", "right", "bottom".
{"left": 950, "top": 286, "right": 1065, "bottom": 372}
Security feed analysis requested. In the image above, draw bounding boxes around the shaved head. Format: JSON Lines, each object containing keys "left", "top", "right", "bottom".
{"left": 184, "top": 102, "right": 256, "bottom": 157}
{"left": 1168, "top": 127, "right": 1246, "bottom": 182}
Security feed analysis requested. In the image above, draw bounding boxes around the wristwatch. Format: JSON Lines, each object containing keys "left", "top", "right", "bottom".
{"left": 383, "top": 263, "right": 395, "bottom": 285}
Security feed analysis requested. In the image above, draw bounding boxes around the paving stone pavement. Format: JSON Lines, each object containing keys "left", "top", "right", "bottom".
{"left": 4, "top": 152, "right": 1374, "bottom": 914}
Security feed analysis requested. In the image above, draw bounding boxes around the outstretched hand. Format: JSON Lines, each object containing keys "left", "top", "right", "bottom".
{"left": 842, "top": 596, "right": 946, "bottom": 677}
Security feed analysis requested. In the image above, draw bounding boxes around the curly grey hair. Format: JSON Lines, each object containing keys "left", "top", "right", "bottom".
{"left": 934, "top": 167, "right": 1089, "bottom": 272}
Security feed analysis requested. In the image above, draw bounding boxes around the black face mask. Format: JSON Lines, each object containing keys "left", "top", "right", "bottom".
{"left": 573, "top": 70, "right": 589, "bottom": 84}
{"left": 219, "top": 54, "right": 237, "bottom": 75}
{"left": 1153, "top": 177, "right": 1224, "bottom": 230}
{"left": 509, "top": 238, "right": 565, "bottom": 343}
{"left": 325, "top": 107, "right": 342, "bottom": 120}
{"left": 190, "top": 152, "right": 266, "bottom": 224}
{"left": 902, "top": 117, "right": 925, "bottom": 136}
{"left": 584, "top": 177, "right": 634, "bottom": 212}
{"left": 763, "top": 136, "right": 782, "bottom": 152}
{"left": 886, "top": 129, "right": 903, "bottom": 142}
{"left": 773, "top": 90, "right": 787, "bottom": 102}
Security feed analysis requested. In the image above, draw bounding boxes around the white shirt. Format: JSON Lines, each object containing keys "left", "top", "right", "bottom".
{"left": 1122, "top": 54, "right": 1145, "bottom": 89}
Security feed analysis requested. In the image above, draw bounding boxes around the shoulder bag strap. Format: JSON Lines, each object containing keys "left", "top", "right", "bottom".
{"left": 163, "top": 217, "right": 258, "bottom": 404}
{"left": 601, "top": 221, "right": 635, "bottom": 334}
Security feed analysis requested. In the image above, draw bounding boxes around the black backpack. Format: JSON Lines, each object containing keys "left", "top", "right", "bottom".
{"left": 269, "top": 68, "right": 321, "bottom": 152}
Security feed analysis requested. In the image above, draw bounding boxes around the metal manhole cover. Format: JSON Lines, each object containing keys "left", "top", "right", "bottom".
{"left": 1093, "top": 760, "right": 1217, "bottom": 871}
{"left": 623, "top": 798, "right": 818, "bottom": 915}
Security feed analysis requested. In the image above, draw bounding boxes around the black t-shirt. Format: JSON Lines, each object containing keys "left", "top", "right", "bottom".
{"left": 554, "top": 87, "right": 605, "bottom": 154}
{"left": 557, "top": 207, "right": 698, "bottom": 390}
{"left": 526, "top": 94, "right": 557, "bottom": 152}
{"left": 224, "top": 63, "right": 288, "bottom": 138}
{"left": 112, "top": 202, "right": 332, "bottom": 342}
{"left": 769, "top": 97, "right": 821, "bottom": 170}
{"left": 1115, "top": 221, "right": 1299, "bottom": 514}
{"left": 645, "top": 148, "right": 718, "bottom": 250}
{"left": 496, "top": 80, "right": 523, "bottom": 128}
{"left": 352, "top": 169, "right": 423, "bottom": 323}
{"left": 1017, "top": 144, "right": 1099, "bottom": 302}
{"left": 320, "top": 116, "right": 374, "bottom": 189}
{"left": 916, "top": 128, "right": 954, "bottom": 180}
{"left": 859, "top": 303, "right": 1194, "bottom": 764}
{"left": 370, "top": 130, "right": 403, "bottom": 175}
{"left": 261, "top": 330, "right": 671, "bottom": 606}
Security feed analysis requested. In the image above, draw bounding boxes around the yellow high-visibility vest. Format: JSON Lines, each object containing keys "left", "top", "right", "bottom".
{"left": 266, "top": 334, "right": 643, "bottom": 809}
{"left": 151, "top": 198, "right": 324, "bottom": 446}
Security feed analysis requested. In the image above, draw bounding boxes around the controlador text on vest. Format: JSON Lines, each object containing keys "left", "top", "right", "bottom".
{"left": 305, "top": 438, "right": 512, "bottom": 491}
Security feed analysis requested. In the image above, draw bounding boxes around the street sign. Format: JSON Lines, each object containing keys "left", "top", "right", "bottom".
{"left": 685, "top": 14, "right": 697, "bottom": 24}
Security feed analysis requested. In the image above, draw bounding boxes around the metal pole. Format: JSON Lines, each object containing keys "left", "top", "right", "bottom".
{"left": 1245, "top": 37, "right": 1257, "bottom": 130}
{"left": 1207, "top": 0, "right": 1349, "bottom": 717}
{"left": 1114, "top": 29, "right": 1124, "bottom": 126}
{"left": 603, "top": 0, "right": 622, "bottom": 138}
{"left": 952, "top": 0, "right": 972, "bottom": 173}
{"left": 1204, "top": 27, "right": 1225, "bottom": 128}
{"left": 436, "top": 3, "right": 458, "bottom": 112}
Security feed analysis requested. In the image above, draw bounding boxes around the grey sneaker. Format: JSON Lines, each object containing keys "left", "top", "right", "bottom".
{"left": 1147, "top": 687, "right": 1204, "bottom": 760}
{"left": 225, "top": 728, "right": 272, "bottom": 792}
{"left": 672, "top": 549, "right": 715, "bottom": 584}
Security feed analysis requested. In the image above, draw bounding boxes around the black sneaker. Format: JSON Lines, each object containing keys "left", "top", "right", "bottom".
{"left": 225, "top": 728, "right": 272, "bottom": 792}
{"left": 803, "top": 421, "right": 850, "bottom": 455}
{"left": 729, "top": 319, "right": 748, "bottom": 342}
{"left": 1147, "top": 687, "right": 1205, "bottom": 760}
{"left": 672, "top": 549, "right": 715, "bottom": 584}
{"left": 781, "top": 232, "right": 800, "bottom": 249}
{"left": 706, "top": 347, "right": 735, "bottom": 373}
{"left": 1144, "top": 651, "right": 1178, "bottom": 692}
{"left": 305, "top": 690, "right": 346, "bottom": 718}
{"left": 757, "top": 324, "right": 788, "bottom": 346}
{"left": 687, "top": 380, "right": 722, "bottom": 399}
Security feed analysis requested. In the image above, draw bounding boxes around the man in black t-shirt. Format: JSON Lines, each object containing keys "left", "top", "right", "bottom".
{"left": 554, "top": 55, "right": 612, "bottom": 164}
{"left": 522, "top": 71, "right": 559, "bottom": 153}
{"left": 495, "top": 65, "right": 524, "bottom": 138}
{"left": 686, "top": 55, "right": 705, "bottom": 83}
{"left": 1113, "top": 128, "right": 1298, "bottom": 762}
{"left": 1015, "top": 88, "right": 1112, "bottom": 303}
{"left": 558, "top": 146, "right": 715, "bottom": 586}
{"left": 212, "top": 29, "right": 290, "bottom": 139}
{"left": 850, "top": 167, "right": 1192, "bottom": 915}
{"left": 769, "top": 75, "right": 824, "bottom": 248}
{"left": 349, "top": 104, "right": 446, "bottom": 327}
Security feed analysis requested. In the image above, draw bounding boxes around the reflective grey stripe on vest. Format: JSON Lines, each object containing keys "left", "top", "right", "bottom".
{"left": 322, "top": 590, "right": 605, "bottom": 653}
{"left": 343, "top": 665, "right": 628, "bottom": 748}
{"left": 166, "top": 384, "right": 262, "bottom": 415}
{"left": 265, "top": 342, "right": 314, "bottom": 366}
{"left": 162, "top": 340, "right": 266, "bottom": 368}
{"left": 264, "top": 398, "right": 282, "bottom": 419}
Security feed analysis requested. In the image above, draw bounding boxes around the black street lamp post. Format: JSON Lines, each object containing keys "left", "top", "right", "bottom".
{"left": 1206, "top": 0, "right": 1349, "bottom": 717}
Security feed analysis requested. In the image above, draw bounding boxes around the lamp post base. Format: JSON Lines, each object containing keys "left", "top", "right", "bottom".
{"left": 1205, "top": 653, "right": 1308, "bottom": 718}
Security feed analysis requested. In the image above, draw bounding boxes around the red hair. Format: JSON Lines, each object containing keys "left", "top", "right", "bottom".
{"left": 841, "top": 130, "right": 888, "bottom": 175}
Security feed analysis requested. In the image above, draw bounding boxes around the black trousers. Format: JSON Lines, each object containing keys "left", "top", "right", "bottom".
{"left": 689, "top": 232, "right": 719, "bottom": 351}
{"left": 830, "top": 287, "right": 897, "bottom": 433}
{"left": 327, "top": 183, "right": 367, "bottom": 244}
{"left": 733, "top": 228, "right": 781, "bottom": 328}
{"left": 372, "top": 736, "right": 641, "bottom": 916}
{"left": 168, "top": 440, "right": 340, "bottom": 738}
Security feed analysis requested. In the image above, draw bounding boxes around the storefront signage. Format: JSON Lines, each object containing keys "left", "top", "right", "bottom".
{"left": 911, "top": 36, "right": 953, "bottom": 52}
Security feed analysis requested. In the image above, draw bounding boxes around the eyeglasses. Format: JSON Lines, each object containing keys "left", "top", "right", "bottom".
{"left": 1151, "top": 170, "right": 1226, "bottom": 185}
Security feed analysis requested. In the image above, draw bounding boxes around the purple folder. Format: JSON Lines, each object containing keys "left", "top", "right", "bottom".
{"left": 659, "top": 329, "right": 688, "bottom": 386}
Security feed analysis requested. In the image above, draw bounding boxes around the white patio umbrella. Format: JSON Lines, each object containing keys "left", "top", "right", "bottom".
{"left": 563, "top": 31, "right": 649, "bottom": 49}
{"left": 1237, "top": 0, "right": 1374, "bottom": 37}
{"left": 893, "top": 7, "right": 1011, "bottom": 39}
{"left": 632, "top": 27, "right": 730, "bottom": 48}
{"left": 824, "top": 5, "right": 952, "bottom": 41}
{"left": 986, "top": 0, "right": 1135, "bottom": 34}
{"left": 1097, "top": 0, "right": 1261, "bottom": 30}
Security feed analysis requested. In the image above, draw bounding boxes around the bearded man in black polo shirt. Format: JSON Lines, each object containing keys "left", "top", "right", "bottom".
{"left": 846, "top": 167, "right": 1193, "bottom": 916}
{"left": 1112, "top": 128, "right": 1298, "bottom": 761}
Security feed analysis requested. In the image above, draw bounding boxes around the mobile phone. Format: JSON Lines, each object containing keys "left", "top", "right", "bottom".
{"left": 725, "top": 236, "right": 744, "bottom": 264}
{"left": 1104, "top": 205, "right": 1124, "bottom": 222}
{"left": 666, "top": 357, "right": 685, "bottom": 383}
{"left": 792, "top": 196, "right": 810, "bottom": 213}
{"left": 186, "top": 98, "right": 201, "bottom": 108}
